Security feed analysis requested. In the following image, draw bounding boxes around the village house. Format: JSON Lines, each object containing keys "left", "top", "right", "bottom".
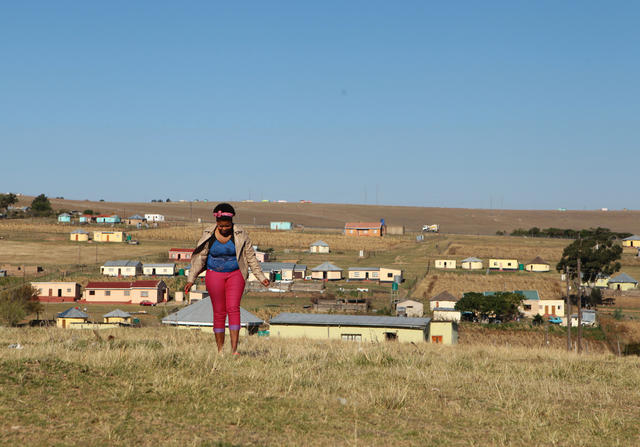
{"left": 429, "top": 321, "right": 458, "bottom": 344}
{"left": 582, "top": 273, "right": 610, "bottom": 288}
{"left": 396, "top": 299, "right": 424, "bottom": 317}
{"left": 253, "top": 246, "right": 271, "bottom": 262}
{"left": 144, "top": 213, "right": 165, "bottom": 222}
{"left": 103, "top": 309, "right": 133, "bottom": 325}
{"left": 0, "top": 264, "right": 43, "bottom": 276}
{"left": 183, "top": 267, "right": 206, "bottom": 279}
{"left": 380, "top": 267, "right": 403, "bottom": 283}
{"left": 125, "top": 214, "right": 146, "bottom": 225}
{"left": 79, "top": 214, "right": 96, "bottom": 223}
{"left": 489, "top": 259, "right": 519, "bottom": 271}
{"left": 57, "top": 213, "right": 71, "bottom": 223}
{"left": 96, "top": 214, "right": 121, "bottom": 224}
{"left": 569, "top": 310, "right": 597, "bottom": 327}
{"left": 434, "top": 259, "right": 456, "bottom": 270}
{"left": 608, "top": 273, "right": 638, "bottom": 291}
{"left": 162, "top": 298, "right": 263, "bottom": 336}
{"left": 432, "top": 307, "right": 462, "bottom": 323}
{"left": 270, "top": 221, "right": 293, "bottom": 230}
{"left": 143, "top": 263, "right": 176, "bottom": 276}
{"left": 169, "top": 248, "right": 194, "bottom": 262}
{"left": 269, "top": 313, "right": 457, "bottom": 344}
{"left": 83, "top": 280, "right": 168, "bottom": 304}
{"left": 310, "top": 240, "right": 330, "bottom": 254}
{"left": 461, "top": 257, "right": 483, "bottom": 270}
{"left": 56, "top": 307, "right": 89, "bottom": 328}
{"left": 31, "top": 281, "right": 81, "bottom": 302}
{"left": 311, "top": 262, "right": 343, "bottom": 280}
{"left": 525, "top": 256, "right": 550, "bottom": 272}
{"left": 622, "top": 235, "right": 640, "bottom": 248}
{"left": 516, "top": 290, "right": 565, "bottom": 318}
{"left": 429, "top": 290, "right": 458, "bottom": 311}
{"left": 100, "top": 260, "right": 143, "bottom": 277}
{"left": 248, "top": 262, "right": 307, "bottom": 282}
{"left": 93, "top": 230, "right": 124, "bottom": 242}
{"left": 348, "top": 267, "right": 380, "bottom": 281}
{"left": 344, "top": 222, "right": 385, "bottom": 237}
{"left": 69, "top": 229, "right": 89, "bottom": 241}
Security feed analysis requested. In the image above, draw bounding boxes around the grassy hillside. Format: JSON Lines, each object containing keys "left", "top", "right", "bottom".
{"left": 14, "top": 195, "right": 640, "bottom": 235}
{"left": 1, "top": 328, "right": 639, "bottom": 446}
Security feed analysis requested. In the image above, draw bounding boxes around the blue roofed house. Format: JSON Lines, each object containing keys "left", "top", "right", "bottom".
{"left": 162, "top": 298, "right": 263, "bottom": 336}
{"left": 608, "top": 273, "right": 638, "bottom": 291}
{"left": 57, "top": 213, "right": 72, "bottom": 223}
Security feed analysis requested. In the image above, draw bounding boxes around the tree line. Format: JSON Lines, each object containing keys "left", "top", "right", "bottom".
{"left": 500, "top": 226, "right": 631, "bottom": 240}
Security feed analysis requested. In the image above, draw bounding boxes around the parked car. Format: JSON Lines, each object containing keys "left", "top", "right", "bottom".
{"left": 548, "top": 316, "right": 563, "bottom": 324}
{"left": 139, "top": 300, "right": 155, "bottom": 306}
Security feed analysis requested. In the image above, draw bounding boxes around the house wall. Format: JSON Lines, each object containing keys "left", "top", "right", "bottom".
{"left": 348, "top": 269, "right": 379, "bottom": 280}
{"left": 429, "top": 300, "right": 457, "bottom": 311}
{"left": 435, "top": 260, "right": 456, "bottom": 269}
{"left": 143, "top": 266, "right": 175, "bottom": 276}
{"left": 623, "top": 240, "right": 640, "bottom": 247}
{"left": 521, "top": 299, "right": 565, "bottom": 317}
{"left": 525, "top": 263, "right": 550, "bottom": 272}
{"left": 101, "top": 266, "right": 141, "bottom": 277}
{"left": 69, "top": 233, "right": 89, "bottom": 241}
{"left": 167, "top": 325, "right": 251, "bottom": 337}
{"left": 131, "top": 286, "right": 166, "bottom": 304}
{"left": 104, "top": 316, "right": 131, "bottom": 324}
{"left": 380, "top": 268, "right": 402, "bottom": 282}
{"left": 169, "top": 251, "right": 193, "bottom": 261}
{"left": 32, "top": 282, "right": 81, "bottom": 302}
{"left": 461, "top": 261, "right": 483, "bottom": 270}
{"left": 345, "top": 227, "right": 383, "bottom": 237}
{"left": 269, "top": 324, "right": 427, "bottom": 343}
{"left": 608, "top": 282, "right": 637, "bottom": 291}
{"left": 432, "top": 310, "right": 461, "bottom": 323}
{"left": 67, "top": 323, "right": 121, "bottom": 330}
{"left": 429, "top": 321, "right": 457, "bottom": 345}
{"left": 58, "top": 216, "right": 71, "bottom": 223}
{"left": 489, "top": 259, "right": 519, "bottom": 270}
{"left": 57, "top": 317, "right": 87, "bottom": 328}
{"left": 310, "top": 245, "right": 330, "bottom": 253}
{"left": 93, "top": 231, "right": 124, "bottom": 242}
{"left": 396, "top": 301, "right": 424, "bottom": 317}
{"left": 270, "top": 222, "right": 292, "bottom": 230}
{"left": 84, "top": 288, "right": 132, "bottom": 303}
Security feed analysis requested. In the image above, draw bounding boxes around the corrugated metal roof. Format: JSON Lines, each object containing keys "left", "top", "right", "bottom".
{"left": 103, "top": 309, "right": 132, "bottom": 318}
{"left": 162, "top": 299, "right": 263, "bottom": 327}
{"left": 269, "top": 312, "right": 431, "bottom": 329}
{"left": 527, "top": 256, "right": 548, "bottom": 265}
{"left": 103, "top": 260, "right": 142, "bottom": 267}
{"left": 128, "top": 214, "right": 145, "bottom": 219}
{"left": 344, "top": 222, "right": 383, "bottom": 229}
{"left": 57, "top": 307, "right": 89, "bottom": 319}
{"left": 170, "top": 248, "right": 194, "bottom": 252}
{"left": 623, "top": 235, "right": 640, "bottom": 241}
{"left": 433, "top": 307, "right": 458, "bottom": 312}
{"left": 70, "top": 230, "right": 89, "bottom": 234}
{"left": 143, "top": 263, "right": 176, "bottom": 268}
{"left": 311, "top": 262, "right": 343, "bottom": 272}
{"left": 310, "top": 240, "right": 329, "bottom": 247}
{"left": 348, "top": 267, "right": 380, "bottom": 271}
{"left": 259, "top": 262, "right": 296, "bottom": 272}
{"left": 461, "top": 257, "right": 482, "bottom": 262}
{"left": 609, "top": 273, "right": 638, "bottom": 284}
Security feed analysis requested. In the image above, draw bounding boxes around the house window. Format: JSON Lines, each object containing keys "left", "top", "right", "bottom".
{"left": 364, "top": 230, "right": 369, "bottom": 234}
{"left": 105, "top": 291, "right": 111, "bottom": 296}
{"left": 353, "top": 272, "right": 360, "bottom": 277}
{"left": 373, "top": 230, "right": 378, "bottom": 234}
{"left": 89, "top": 291, "right": 95, "bottom": 295}
{"left": 341, "top": 334, "right": 362, "bottom": 341}
{"left": 384, "top": 332, "right": 397, "bottom": 341}
{"left": 524, "top": 304, "right": 532, "bottom": 310}
{"left": 66, "top": 288, "right": 71, "bottom": 293}
{"left": 387, "top": 273, "right": 393, "bottom": 278}
{"left": 124, "top": 290, "right": 130, "bottom": 296}
{"left": 141, "top": 291, "right": 149, "bottom": 297}
{"left": 432, "top": 335, "right": 443, "bottom": 344}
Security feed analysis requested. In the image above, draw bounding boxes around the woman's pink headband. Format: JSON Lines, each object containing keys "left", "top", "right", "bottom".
{"left": 213, "top": 211, "right": 234, "bottom": 218}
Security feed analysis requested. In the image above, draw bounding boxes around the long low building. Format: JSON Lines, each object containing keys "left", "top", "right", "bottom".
{"left": 31, "top": 281, "right": 81, "bottom": 302}
{"left": 83, "top": 280, "right": 168, "bottom": 304}
{"left": 162, "top": 298, "right": 263, "bottom": 336}
{"left": 142, "top": 263, "right": 176, "bottom": 276}
{"left": 268, "top": 313, "right": 457, "bottom": 344}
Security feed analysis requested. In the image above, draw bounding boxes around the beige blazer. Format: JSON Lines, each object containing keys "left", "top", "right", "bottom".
{"left": 187, "top": 224, "right": 267, "bottom": 284}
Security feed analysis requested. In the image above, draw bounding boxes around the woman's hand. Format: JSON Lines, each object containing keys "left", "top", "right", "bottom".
{"left": 261, "top": 279, "right": 270, "bottom": 288}
{"left": 184, "top": 282, "right": 194, "bottom": 295}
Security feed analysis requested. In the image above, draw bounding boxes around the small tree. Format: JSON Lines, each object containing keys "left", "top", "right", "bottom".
{"left": 0, "top": 193, "right": 18, "bottom": 211}
{"left": 0, "top": 285, "right": 42, "bottom": 326}
{"left": 532, "top": 314, "right": 544, "bottom": 326}
{"left": 83, "top": 209, "right": 94, "bottom": 215}
{"left": 30, "top": 194, "right": 53, "bottom": 217}
{"left": 455, "top": 292, "right": 524, "bottom": 322}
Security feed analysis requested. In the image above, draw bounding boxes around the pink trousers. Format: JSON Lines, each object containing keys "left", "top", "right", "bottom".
{"left": 205, "top": 269, "right": 245, "bottom": 333}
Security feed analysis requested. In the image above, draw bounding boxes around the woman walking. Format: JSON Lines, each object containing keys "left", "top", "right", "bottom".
{"left": 184, "top": 203, "right": 269, "bottom": 354}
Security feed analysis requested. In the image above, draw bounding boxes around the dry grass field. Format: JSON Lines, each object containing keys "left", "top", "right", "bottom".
{"left": 14, "top": 195, "right": 640, "bottom": 234}
{"left": 2, "top": 328, "right": 640, "bottom": 446}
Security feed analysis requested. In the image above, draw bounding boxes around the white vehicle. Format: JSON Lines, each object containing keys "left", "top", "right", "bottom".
{"left": 422, "top": 224, "right": 439, "bottom": 233}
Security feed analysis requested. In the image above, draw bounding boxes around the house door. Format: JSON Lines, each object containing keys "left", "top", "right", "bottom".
{"left": 152, "top": 268, "right": 156, "bottom": 276}
{"left": 48, "top": 289, "right": 52, "bottom": 296}
{"left": 57, "top": 289, "right": 62, "bottom": 297}
{"left": 617, "top": 284, "right": 621, "bottom": 290}
{"left": 323, "top": 272, "right": 327, "bottom": 280}
{"left": 75, "top": 235, "right": 79, "bottom": 241}
{"left": 432, "top": 335, "right": 443, "bottom": 344}
{"left": 62, "top": 320, "right": 66, "bottom": 329}
{"left": 177, "top": 253, "right": 181, "bottom": 260}
{"left": 544, "top": 305, "right": 549, "bottom": 315}
{"left": 551, "top": 306, "right": 556, "bottom": 316}
{"left": 118, "top": 268, "right": 122, "bottom": 276}
{"left": 365, "top": 272, "right": 369, "bottom": 279}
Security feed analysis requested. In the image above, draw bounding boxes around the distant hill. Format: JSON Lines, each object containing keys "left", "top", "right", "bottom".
{"left": 16, "top": 196, "right": 640, "bottom": 235}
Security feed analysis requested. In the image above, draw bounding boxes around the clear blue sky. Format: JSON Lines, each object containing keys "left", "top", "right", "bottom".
{"left": 1, "top": 1, "right": 638, "bottom": 209}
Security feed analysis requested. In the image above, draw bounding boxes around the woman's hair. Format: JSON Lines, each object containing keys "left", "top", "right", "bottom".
{"left": 213, "top": 203, "right": 235, "bottom": 221}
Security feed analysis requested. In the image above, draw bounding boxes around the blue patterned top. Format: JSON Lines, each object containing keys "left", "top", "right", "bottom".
{"left": 206, "top": 238, "right": 239, "bottom": 272}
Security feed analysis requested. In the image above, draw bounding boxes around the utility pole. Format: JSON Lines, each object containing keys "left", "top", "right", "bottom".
{"left": 566, "top": 267, "right": 572, "bottom": 352}
{"left": 577, "top": 246, "right": 583, "bottom": 354}
{"left": 190, "top": 201, "right": 193, "bottom": 221}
